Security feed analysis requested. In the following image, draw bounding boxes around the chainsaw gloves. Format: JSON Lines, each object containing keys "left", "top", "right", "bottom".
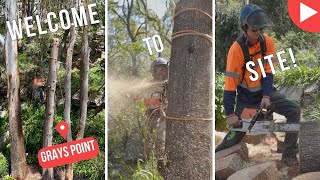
{"left": 260, "top": 96, "right": 270, "bottom": 108}
{"left": 227, "top": 114, "right": 241, "bottom": 126}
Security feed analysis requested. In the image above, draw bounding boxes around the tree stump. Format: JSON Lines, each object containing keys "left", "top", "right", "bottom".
{"left": 299, "top": 121, "right": 320, "bottom": 173}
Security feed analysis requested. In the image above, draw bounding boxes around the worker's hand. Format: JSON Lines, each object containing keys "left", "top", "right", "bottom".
{"left": 227, "top": 114, "right": 241, "bottom": 127}
{"left": 261, "top": 96, "right": 271, "bottom": 109}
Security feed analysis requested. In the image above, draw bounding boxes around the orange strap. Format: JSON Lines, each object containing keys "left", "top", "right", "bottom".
{"left": 173, "top": 8, "right": 212, "bottom": 20}
{"left": 171, "top": 29, "right": 212, "bottom": 43}
{"left": 171, "top": 8, "right": 212, "bottom": 43}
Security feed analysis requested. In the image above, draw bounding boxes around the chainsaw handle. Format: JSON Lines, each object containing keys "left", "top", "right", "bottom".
{"left": 227, "top": 118, "right": 243, "bottom": 129}
{"left": 232, "top": 121, "right": 243, "bottom": 129}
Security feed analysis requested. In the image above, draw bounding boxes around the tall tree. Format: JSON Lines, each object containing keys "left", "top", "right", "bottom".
{"left": 5, "top": 0, "right": 28, "bottom": 179}
{"left": 77, "top": 0, "right": 91, "bottom": 140}
{"left": 64, "top": 0, "right": 78, "bottom": 179}
{"left": 164, "top": 0, "right": 212, "bottom": 179}
{"left": 42, "top": 38, "right": 59, "bottom": 179}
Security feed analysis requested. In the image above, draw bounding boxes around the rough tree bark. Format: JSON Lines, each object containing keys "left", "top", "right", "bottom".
{"left": 164, "top": 0, "right": 212, "bottom": 179}
{"left": 5, "top": 0, "right": 29, "bottom": 179}
{"left": 76, "top": 0, "right": 91, "bottom": 140}
{"left": 64, "top": 0, "right": 78, "bottom": 179}
{"left": 42, "top": 39, "right": 59, "bottom": 180}
{"left": 299, "top": 121, "right": 320, "bottom": 173}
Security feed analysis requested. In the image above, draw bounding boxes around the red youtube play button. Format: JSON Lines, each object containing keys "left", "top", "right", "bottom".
{"left": 288, "top": 0, "right": 320, "bottom": 32}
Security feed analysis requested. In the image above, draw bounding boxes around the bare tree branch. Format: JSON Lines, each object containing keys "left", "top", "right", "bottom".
{"left": 111, "top": 8, "right": 127, "bottom": 25}
{"left": 134, "top": 22, "right": 145, "bottom": 38}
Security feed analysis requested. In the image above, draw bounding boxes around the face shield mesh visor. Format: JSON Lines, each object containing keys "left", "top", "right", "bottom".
{"left": 246, "top": 10, "right": 273, "bottom": 30}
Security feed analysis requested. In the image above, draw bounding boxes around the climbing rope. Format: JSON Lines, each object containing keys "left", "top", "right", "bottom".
{"left": 171, "top": 8, "right": 212, "bottom": 43}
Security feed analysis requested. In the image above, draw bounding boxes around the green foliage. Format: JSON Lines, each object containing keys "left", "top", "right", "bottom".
{"left": 2, "top": 175, "right": 14, "bottom": 180}
{"left": 89, "top": 66, "right": 105, "bottom": 97}
{"left": 274, "top": 31, "right": 320, "bottom": 67}
{"left": 215, "top": 0, "right": 242, "bottom": 72}
{"left": 21, "top": 103, "right": 66, "bottom": 164}
{"left": 304, "top": 104, "right": 320, "bottom": 121}
{"left": 18, "top": 54, "right": 37, "bottom": 72}
{"left": 0, "top": 111, "right": 10, "bottom": 162}
{"left": 215, "top": 73, "right": 227, "bottom": 131}
{"left": 73, "top": 153, "right": 105, "bottom": 180}
{"left": 132, "top": 158, "right": 163, "bottom": 180}
{"left": 274, "top": 65, "right": 320, "bottom": 87}
{"left": 108, "top": 93, "right": 146, "bottom": 178}
{"left": 21, "top": 103, "right": 46, "bottom": 164}
{"left": 83, "top": 110, "right": 105, "bottom": 152}
{"left": 0, "top": 152, "right": 9, "bottom": 178}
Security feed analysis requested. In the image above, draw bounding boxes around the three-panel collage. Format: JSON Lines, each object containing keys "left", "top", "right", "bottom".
{"left": 0, "top": 0, "right": 319, "bottom": 179}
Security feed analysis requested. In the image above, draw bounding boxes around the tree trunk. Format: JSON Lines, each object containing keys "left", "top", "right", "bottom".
{"left": 5, "top": 0, "right": 29, "bottom": 179}
{"left": 64, "top": 0, "right": 78, "bottom": 179}
{"left": 42, "top": 39, "right": 59, "bottom": 180}
{"left": 22, "top": 0, "right": 26, "bottom": 18}
{"left": 77, "top": 0, "right": 91, "bottom": 140}
{"left": 299, "top": 121, "right": 320, "bottom": 173}
{"left": 164, "top": 1, "right": 212, "bottom": 179}
{"left": 27, "top": 0, "right": 31, "bottom": 16}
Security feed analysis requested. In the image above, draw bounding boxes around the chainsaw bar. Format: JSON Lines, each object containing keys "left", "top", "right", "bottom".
{"left": 229, "top": 119, "right": 300, "bottom": 134}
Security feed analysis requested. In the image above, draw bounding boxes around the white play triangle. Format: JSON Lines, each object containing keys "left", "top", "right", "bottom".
{"left": 300, "top": 2, "right": 318, "bottom": 22}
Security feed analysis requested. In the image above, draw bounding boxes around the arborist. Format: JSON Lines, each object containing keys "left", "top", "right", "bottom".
{"left": 143, "top": 57, "right": 168, "bottom": 172}
{"left": 215, "top": 4, "right": 300, "bottom": 166}
{"left": 144, "top": 57, "right": 169, "bottom": 112}
{"left": 32, "top": 77, "right": 46, "bottom": 104}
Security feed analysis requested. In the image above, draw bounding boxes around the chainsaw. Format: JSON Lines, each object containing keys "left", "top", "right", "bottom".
{"left": 141, "top": 81, "right": 168, "bottom": 103}
{"left": 229, "top": 106, "right": 300, "bottom": 134}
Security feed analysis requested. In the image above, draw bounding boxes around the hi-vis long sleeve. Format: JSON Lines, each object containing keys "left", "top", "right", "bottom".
{"left": 223, "top": 34, "right": 276, "bottom": 116}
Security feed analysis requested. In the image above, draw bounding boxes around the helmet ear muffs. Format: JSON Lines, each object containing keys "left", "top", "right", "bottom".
{"left": 242, "top": 24, "right": 249, "bottom": 33}
{"left": 239, "top": 4, "right": 273, "bottom": 32}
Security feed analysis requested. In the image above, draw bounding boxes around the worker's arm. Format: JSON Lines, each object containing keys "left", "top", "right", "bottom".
{"left": 261, "top": 36, "right": 276, "bottom": 97}
{"left": 223, "top": 43, "right": 243, "bottom": 116}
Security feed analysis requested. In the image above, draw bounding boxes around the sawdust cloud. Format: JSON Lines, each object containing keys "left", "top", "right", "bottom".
{"left": 108, "top": 78, "right": 151, "bottom": 115}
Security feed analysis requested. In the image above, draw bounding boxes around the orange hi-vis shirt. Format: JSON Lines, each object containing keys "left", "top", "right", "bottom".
{"left": 144, "top": 98, "right": 161, "bottom": 109}
{"left": 223, "top": 34, "right": 276, "bottom": 116}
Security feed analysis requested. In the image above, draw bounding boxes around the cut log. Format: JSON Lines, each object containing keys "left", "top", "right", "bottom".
{"left": 215, "top": 153, "right": 243, "bottom": 180}
{"left": 216, "top": 142, "right": 248, "bottom": 160}
{"left": 227, "top": 161, "right": 278, "bottom": 180}
{"left": 299, "top": 121, "right": 320, "bottom": 173}
{"left": 243, "top": 133, "right": 266, "bottom": 145}
{"left": 262, "top": 133, "right": 278, "bottom": 146}
{"left": 292, "top": 172, "right": 320, "bottom": 180}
